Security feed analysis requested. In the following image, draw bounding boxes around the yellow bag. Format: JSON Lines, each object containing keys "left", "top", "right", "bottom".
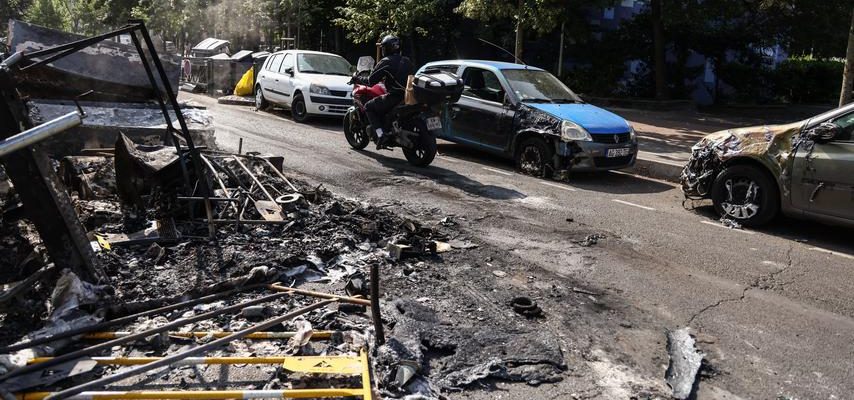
{"left": 233, "top": 66, "right": 254, "bottom": 96}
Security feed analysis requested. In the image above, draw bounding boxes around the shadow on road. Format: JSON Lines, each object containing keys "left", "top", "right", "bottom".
{"left": 690, "top": 204, "right": 854, "bottom": 255}
{"left": 263, "top": 108, "right": 343, "bottom": 131}
{"left": 355, "top": 148, "right": 527, "bottom": 201}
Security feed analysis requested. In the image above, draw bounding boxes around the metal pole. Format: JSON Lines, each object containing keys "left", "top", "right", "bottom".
{"left": 0, "top": 285, "right": 262, "bottom": 354}
{"left": 80, "top": 331, "right": 334, "bottom": 340}
{"left": 370, "top": 264, "right": 385, "bottom": 345}
{"left": 256, "top": 156, "right": 299, "bottom": 193}
{"left": 232, "top": 156, "right": 276, "bottom": 202}
{"left": 268, "top": 284, "right": 371, "bottom": 306}
{"left": 0, "top": 292, "right": 288, "bottom": 383}
{"left": 0, "top": 112, "right": 81, "bottom": 158}
{"left": 44, "top": 299, "right": 337, "bottom": 400}
{"left": 558, "top": 21, "right": 565, "bottom": 77}
{"left": 24, "top": 388, "right": 367, "bottom": 400}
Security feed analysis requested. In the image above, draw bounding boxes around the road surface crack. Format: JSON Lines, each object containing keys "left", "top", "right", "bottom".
{"left": 688, "top": 245, "right": 798, "bottom": 325}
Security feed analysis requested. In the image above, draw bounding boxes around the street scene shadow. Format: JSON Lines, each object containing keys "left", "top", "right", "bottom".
{"left": 356, "top": 148, "right": 527, "bottom": 201}
{"left": 690, "top": 203, "right": 854, "bottom": 254}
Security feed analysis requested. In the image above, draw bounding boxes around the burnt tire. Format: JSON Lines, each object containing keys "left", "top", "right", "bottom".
{"left": 344, "top": 110, "right": 369, "bottom": 150}
{"left": 711, "top": 164, "right": 779, "bottom": 227}
{"left": 291, "top": 94, "right": 309, "bottom": 122}
{"left": 255, "top": 86, "right": 268, "bottom": 111}
{"left": 403, "top": 121, "right": 437, "bottom": 167}
{"left": 516, "top": 137, "right": 553, "bottom": 177}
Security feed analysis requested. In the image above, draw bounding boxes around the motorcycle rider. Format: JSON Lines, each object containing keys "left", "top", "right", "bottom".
{"left": 352, "top": 35, "right": 412, "bottom": 149}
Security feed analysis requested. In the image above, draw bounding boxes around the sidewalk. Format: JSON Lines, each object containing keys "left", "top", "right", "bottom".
{"left": 614, "top": 105, "right": 829, "bottom": 181}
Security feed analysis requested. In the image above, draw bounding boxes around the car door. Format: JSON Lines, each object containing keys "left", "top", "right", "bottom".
{"left": 792, "top": 110, "right": 854, "bottom": 220}
{"left": 262, "top": 54, "right": 286, "bottom": 103}
{"left": 449, "top": 67, "right": 513, "bottom": 152}
{"left": 278, "top": 53, "right": 296, "bottom": 104}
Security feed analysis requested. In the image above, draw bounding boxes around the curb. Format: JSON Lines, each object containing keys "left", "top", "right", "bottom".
{"left": 217, "top": 95, "right": 255, "bottom": 106}
{"left": 627, "top": 154, "right": 684, "bottom": 182}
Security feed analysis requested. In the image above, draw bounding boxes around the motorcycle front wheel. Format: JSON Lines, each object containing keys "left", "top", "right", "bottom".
{"left": 343, "top": 109, "right": 370, "bottom": 150}
{"left": 403, "top": 119, "right": 437, "bottom": 167}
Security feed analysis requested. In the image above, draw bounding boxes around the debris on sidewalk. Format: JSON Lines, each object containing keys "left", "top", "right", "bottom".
{"left": 665, "top": 327, "right": 705, "bottom": 399}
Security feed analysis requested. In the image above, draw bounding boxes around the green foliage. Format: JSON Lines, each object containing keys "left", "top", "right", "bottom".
{"left": 334, "top": 0, "right": 444, "bottom": 43}
{"left": 24, "top": 0, "right": 70, "bottom": 30}
{"left": 776, "top": 58, "right": 844, "bottom": 103}
{"left": 455, "top": 0, "right": 567, "bottom": 34}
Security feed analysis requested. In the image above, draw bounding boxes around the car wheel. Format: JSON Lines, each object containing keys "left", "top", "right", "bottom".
{"left": 711, "top": 164, "right": 779, "bottom": 227}
{"left": 291, "top": 94, "right": 309, "bottom": 122}
{"left": 516, "top": 137, "right": 553, "bottom": 177}
{"left": 255, "top": 86, "right": 268, "bottom": 111}
{"left": 403, "top": 120, "right": 437, "bottom": 167}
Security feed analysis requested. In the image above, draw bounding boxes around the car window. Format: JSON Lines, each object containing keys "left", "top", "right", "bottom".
{"left": 831, "top": 112, "right": 854, "bottom": 142}
{"left": 268, "top": 54, "right": 283, "bottom": 72}
{"left": 280, "top": 54, "right": 294, "bottom": 73}
{"left": 423, "top": 64, "right": 459, "bottom": 74}
{"left": 461, "top": 67, "right": 504, "bottom": 103}
{"left": 297, "top": 53, "right": 352, "bottom": 76}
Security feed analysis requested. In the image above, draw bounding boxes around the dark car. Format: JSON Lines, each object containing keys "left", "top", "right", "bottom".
{"left": 416, "top": 60, "right": 638, "bottom": 177}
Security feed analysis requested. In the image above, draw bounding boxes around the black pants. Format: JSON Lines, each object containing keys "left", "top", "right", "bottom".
{"left": 365, "top": 92, "right": 403, "bottom": 133}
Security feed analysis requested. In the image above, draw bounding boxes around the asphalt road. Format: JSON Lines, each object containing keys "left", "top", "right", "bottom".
{"left": 184, "top": 93, "right": 854, "bottom": 399}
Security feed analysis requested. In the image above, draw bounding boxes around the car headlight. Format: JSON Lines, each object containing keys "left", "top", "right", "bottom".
{"left": 561, "top": 120, "right": 592, "bottom": 142}
{"left": 629, "top": 125, "right": 636, "bottom": 141}
{"left": 310, "top": 84, "right": 330, "bottom": 95}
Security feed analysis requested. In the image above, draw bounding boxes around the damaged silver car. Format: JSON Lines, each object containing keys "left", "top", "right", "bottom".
{"left": 681, "top": 103, "right": 854, "bottom": 227}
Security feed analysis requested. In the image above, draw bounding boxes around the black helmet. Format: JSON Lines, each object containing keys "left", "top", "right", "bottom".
{"left": 381, "top": 35, "right": 400, "bottom": 57}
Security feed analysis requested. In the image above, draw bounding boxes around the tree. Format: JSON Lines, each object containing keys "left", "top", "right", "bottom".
{"left": 335, "top": 0, "right": 443, "bottom": 44}
{"left": 1, "top": 0, "right": 33, "bottom": 33}
{"left": 840, "top": 6, "right": 854, "bottom": 106}
{"left": 455, "top": 0, "right": 567, "bottom": 61}
{"left": 24, "top": 0, "right": 70, "bottom": 30}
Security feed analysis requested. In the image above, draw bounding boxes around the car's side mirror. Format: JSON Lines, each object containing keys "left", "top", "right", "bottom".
{"left": 808, "top": 122, "right": 840, "bottom": 143}
{"left": 503, "top": 93, "right": 514, "bottom": 108}
{"left": 284, "top": 67, "right": 294, "bottom": 76}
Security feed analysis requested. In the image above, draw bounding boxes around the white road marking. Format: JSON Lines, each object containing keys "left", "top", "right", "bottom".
{"left": 808, "top": 247, "right": 854, "bottom": 260}
{"left": 608, "top": 169, "right": 679, "bottom": 188}
{"left": 540, "top": 181, "right": 577, "bottom": 192}
{"left": 699, "top": 220, "right": 755, "bottom": 235}
{"left": 612, "top": 199, "right": 656, "bottom": 211}
{"left": 482, "top": 167, "right": 514, "bottom": 176}
{"left": 439, "top": 156, "right": 463, "bottom": 164}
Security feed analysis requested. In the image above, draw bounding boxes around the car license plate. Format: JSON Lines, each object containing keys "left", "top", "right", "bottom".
{"left": 607, "top": 147, "right": 632, "bottom": 158}
{"left": 426, "top": 117, "right": 442, "bottom": 131}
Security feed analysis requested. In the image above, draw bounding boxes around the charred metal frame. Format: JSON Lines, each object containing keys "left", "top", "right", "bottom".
{"left": 0, "top": 20, "right": 215, "bottom": 282}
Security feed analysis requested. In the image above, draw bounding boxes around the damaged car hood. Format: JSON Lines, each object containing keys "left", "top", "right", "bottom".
{"left": 525, "top": 103, "right": 630, "bottom": 134}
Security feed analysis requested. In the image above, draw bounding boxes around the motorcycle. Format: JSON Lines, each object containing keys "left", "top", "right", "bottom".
{"left": 343, "top": 56, "right": 461, "bottom": 167}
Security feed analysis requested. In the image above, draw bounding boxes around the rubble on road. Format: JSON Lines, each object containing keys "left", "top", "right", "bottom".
{"left": 665, "top": 327, "right": 705, "bottom": 399}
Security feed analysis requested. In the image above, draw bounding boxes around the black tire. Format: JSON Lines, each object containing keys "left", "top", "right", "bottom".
{"left": 255, "top": 85, "right": 268, "bottom": 111}
{"left": 403, "top": 121, "right": 437, "bottom": 167}
{"left": 291, "top": 93, "right": 309, "bottom": 122}
{"left": 711, "top": 164, "right": 779, "bottom": 227}
{"left": 516, "top": 137, "right": 553, "bottom": 177}
{"left": 344, "top": 109, "right": 369, "bottom": 150}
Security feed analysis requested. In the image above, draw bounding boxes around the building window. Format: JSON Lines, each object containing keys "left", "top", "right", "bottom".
{"left": 604, "top": 7, "right": 615, "bottom": 19}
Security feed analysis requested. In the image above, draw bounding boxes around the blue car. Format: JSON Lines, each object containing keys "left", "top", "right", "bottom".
{"left": 416, "top": 60, "right": 638, "bottom": 177}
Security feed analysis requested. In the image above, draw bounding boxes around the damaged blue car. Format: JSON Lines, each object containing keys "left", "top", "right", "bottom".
{"left": 417, "top": 60, "right": 637, "bottom": 177}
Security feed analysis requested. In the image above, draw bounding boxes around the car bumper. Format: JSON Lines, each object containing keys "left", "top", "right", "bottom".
{"left": 558, "top": 140, "right": 638, "bottom": 171}
{"left": 306, "top": 95, "right": 352, "bottom": 116}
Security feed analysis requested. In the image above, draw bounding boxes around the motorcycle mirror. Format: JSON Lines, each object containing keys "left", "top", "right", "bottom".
{"left": 357, "top": 56, "right": 375, "bottom": 72}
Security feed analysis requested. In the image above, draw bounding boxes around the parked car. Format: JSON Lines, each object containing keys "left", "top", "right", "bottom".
{"left": 415, "top": 60, "right": 637, "bottom": 176}
{"left": 681, "top": 102, "right": 854, "bottom": 228}
{"left": 255, "top": 50, "right": 353, "bottom": 122}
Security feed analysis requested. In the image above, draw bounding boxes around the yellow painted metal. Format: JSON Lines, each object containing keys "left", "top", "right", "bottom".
{"left": 28, "top": 356, "right": 290, "bottom": 366}
{"left": 359, "top": 348, "right": 374, "bottom": 400}
{"left": 81, "top": 331, "right": 335, "bottom": 340}
{"left": 281, "top": 354, "right": 362, "bottom": 375}
{"left": 17, "top": 388, "right": 369, "bottom": 399}
{"left": 94, "top": 234, "right": 111, "bottom": 251}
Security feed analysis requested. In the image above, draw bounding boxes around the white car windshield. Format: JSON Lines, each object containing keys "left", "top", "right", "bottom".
{"left": 297, "top": 54, "right": 352, "bottom": 76}
{"left": 503, "top": 69, "right": 583, "bottom": 104}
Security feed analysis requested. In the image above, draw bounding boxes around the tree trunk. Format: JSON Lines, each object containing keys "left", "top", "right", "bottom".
{"left": 514, "top": 0, "right": 524, "bottom": 61}
{"left": 840, "top": 7, "right": 854, "bottom": 107}
{"left": 558, "top": 21, "right": 565, "bottom": 77}
{"left": 652, "top": 0, "right": 667, "bottom": 99}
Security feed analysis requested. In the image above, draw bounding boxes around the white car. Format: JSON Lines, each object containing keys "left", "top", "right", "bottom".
{"left": 254, "top": 50, "right": 354, "bottom": 122}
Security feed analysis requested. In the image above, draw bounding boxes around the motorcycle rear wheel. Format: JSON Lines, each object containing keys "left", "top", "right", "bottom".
{"left": 344, "top": 109, "right": 370, "bottom": 150}
{"left": 403, "top": 120, "right": 437, "bottom": 167}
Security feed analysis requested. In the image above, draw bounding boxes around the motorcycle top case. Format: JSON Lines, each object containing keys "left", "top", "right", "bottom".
{"left": 412, "top": 72, "right": 464, "bottom": 105}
